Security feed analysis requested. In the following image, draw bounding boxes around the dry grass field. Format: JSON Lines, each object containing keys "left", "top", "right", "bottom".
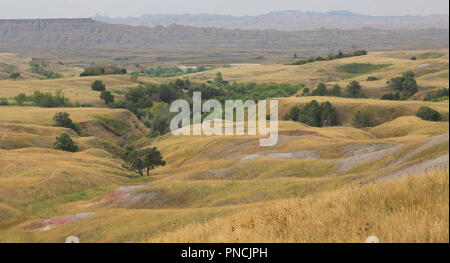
{"left": 0, "top": 48, "right": 448, "bottom": 243}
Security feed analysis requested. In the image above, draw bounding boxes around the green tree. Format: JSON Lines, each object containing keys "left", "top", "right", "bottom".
{"left": 346, "top": 81, "right": 365, "bottom": 98}
{"left": 53, "top": 133, "right": 78, "bottom": 152}
{"left": 288, "top": 106, "right": 300, "bottom": 121}
{"left": 297, "top": 100, "right": 338, "bottom": 127}
{"left": 320, "top": 101, "right": 338, "bottom": 127}
{"left": 214, "top": 72, "right": 225, "bottom": 86}
{"left": 302, "top": 87, "right": 310, "bottom": 96}
{"left": 331, "top": 84, "right": 341, "bottom": 96}
{"left": 352, "top": 110, "right": 373, "bottom": 127}
{"left": 312, "top": 83, "right": 327, "bottom": 96}
{"left": 91, "top": 80, "right": 106, "bottom": 92}
{"left": 0, "top": 97, "right": 8, "bottom": 105}
{"left": 140, "top": 147, "right": 166, "bottom": 176}
{"left": 14, "top": 93, "right": 28, "bottom": 106}
{"left": 122, "top": 147, "right": 165, "bottom": 176}
{"left": 416, "top": 106, "right": 441, "bottom": 121}
{"left": 53, "top": 112, "right": 80, "bottom": 134}
{"left": 298, "top": 100, "right": 321, "bottom": 127}
{"left": 100, "top": 90, "right": 115, "bottom": 105}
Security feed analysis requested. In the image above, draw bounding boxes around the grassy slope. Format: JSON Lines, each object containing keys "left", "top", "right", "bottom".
{"left": 188, "top": 49, "right": 449, "bottom": 98}
{"left": 148, "top": 169, "right": 449, "bottom": 243}
{"left": 0, "top": 49, "right": 448, "bottom": 243}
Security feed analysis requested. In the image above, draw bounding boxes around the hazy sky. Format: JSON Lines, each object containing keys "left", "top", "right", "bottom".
{"left": 0, "top": 0, "right": 448, "bottom": 19}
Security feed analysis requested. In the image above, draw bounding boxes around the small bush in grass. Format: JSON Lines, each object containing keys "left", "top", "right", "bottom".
{"left": 91, "top": 80, "right": 106, "bottom": 92}
{"left": 416, "top": 106, "right": 441, "bottom": 121}
{"left": 0, "top": 97, "right": 8, "bottom": 105}
{"left": 54, "top": 133, "right": 78, "bottom": 152}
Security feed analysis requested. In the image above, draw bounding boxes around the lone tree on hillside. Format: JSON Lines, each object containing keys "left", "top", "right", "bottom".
{"left": 100, "top": 90, "right": 115, "bottom": 105}
{"left": 91, "top": 80, "right": 106, "bottom": 92}
{"left": 54, "top": 133, "right": 78, "bottom": 152}
{"left": 122, "top": 147, "right": 165, "bottom": 176}
{"left": 346, "top": 81, "right": 365, "bottom": 98}
{"left": 53, "top": 112, "right": 80, "bottom": 134}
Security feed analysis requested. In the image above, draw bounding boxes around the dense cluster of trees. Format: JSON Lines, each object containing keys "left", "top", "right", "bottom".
{"left": 290, "top": 50, "right": 367, "bottom": 66}
{"left": 122, "top": 147, "right": 165, "bottom": 176}
{"left": 80, "top": 66, "right": 127, "bottom": 76}
{"left": 381, "top": 71, "right": 418, "bottom": 100}
{"left": 29, "top": 60, "right": 63, "bottom": 79}
{"left": 308, "top": 83, "right": 341, "bottom": 97}
{"left": 14, "top": 90, "right": 72, "bottom": 107}
{"left": 285, "top": 100, "right": 338, "bottom": 127}
{"left": 416, "top": 106, "right": 442, "bottom": 121}
{"left": 109, "top": 74, "right": 300, "bottom": 137}
{"left": 138, "top": 66, "right": 208, "bottom": 78}
{"left": 306, "top": 81, "right": 365, "bottom": 98}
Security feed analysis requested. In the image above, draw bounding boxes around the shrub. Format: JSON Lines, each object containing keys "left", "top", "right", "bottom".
{"left": 32, "top": 90, "right": 71, "bottom": 107}
{"left": 53, "top": 133, "right": 78, "bottom": 152}
{"left": 91, "top": 80, "right": 106, "bottom": 92}
{"left": 424, "top": 88, "right": 449, "bottom": 102}
{"left": 0, "top": 97, "right": 8, "bottom": 105}
{"left": 29, "top": 60, "right": 63, "bottom": 79}
{"left": 80, "top": 66, "right": 127, "bottom": 76}
{"left": 380, "top": 92, "right": 401, "bottom": 100}
{"left": 9, "top": 72, "right": 20, "bottom": 80}
{"left": 352, "top": 110, "right": 373, "bottom": 127}
{"left": 416, "top": 106, "right": 441, "bottom": 121}
{"left": 100, "top": 90, "right": 115, "bottom": 104}
{"left": 366, "top": 76, "right": 378, "bottom": 81}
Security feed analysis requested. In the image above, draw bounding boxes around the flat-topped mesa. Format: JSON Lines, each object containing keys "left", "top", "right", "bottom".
{"left": 0, "top": 18, "right": 95, "bottom": 24}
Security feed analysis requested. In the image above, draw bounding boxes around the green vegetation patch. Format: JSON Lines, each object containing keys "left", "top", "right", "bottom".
{"left": 336, "top": 63, "right": 390, "bottom": 78}
{"left": 417, "top": 52, "right": 444, "bottom": 60}
{"left": 95, "top": 116, "right": 131, "bottom": 136}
